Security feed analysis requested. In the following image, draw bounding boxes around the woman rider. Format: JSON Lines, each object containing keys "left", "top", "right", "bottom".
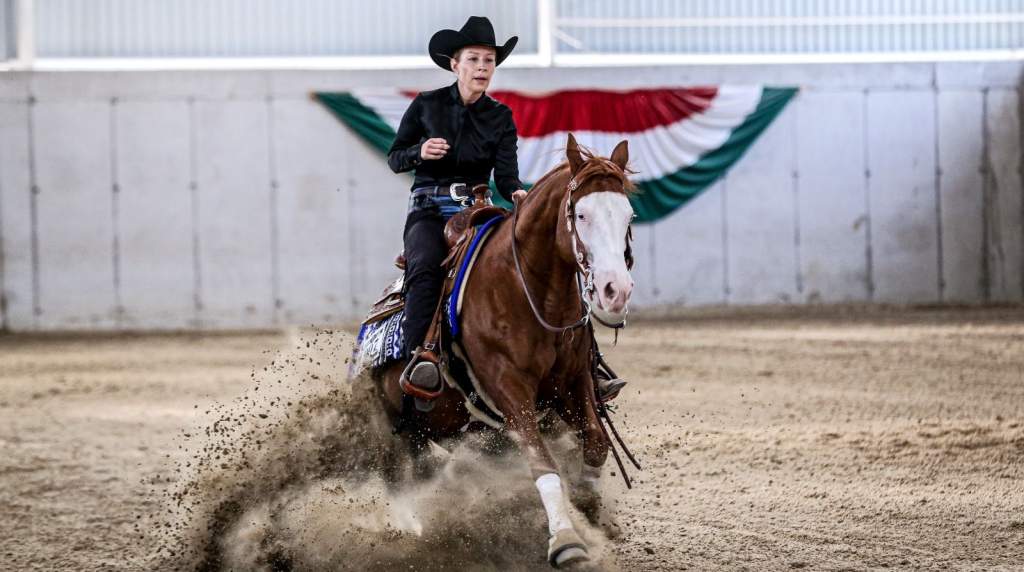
{"left": 388, "top": 16, "right": 624, "bottom": 401}
{"left": 387, "top": 16, "right": 524, "bottom": 393}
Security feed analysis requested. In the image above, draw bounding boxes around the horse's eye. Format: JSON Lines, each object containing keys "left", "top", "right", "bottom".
{"left": 576, "top": 213, "right": 585, "bottom": 221}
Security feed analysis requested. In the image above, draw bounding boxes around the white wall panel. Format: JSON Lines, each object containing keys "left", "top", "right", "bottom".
{"left": 626, "top": 223, "right": 656, "bottom": 307}
{"left": 33, "top": 101, "right": 116, "bottom": 328}
{"left": 652, "top": 181, "right": 726, "bottom": 306}
{"left": 866, "top": 91, "right": 940, "bottom": 303}
{"left": 343, "top": 127, "right": 406, "bottom": 313}
{"left": 116, "top": 100, "right": 195, "bottom": 328}
{"left": 272, "top": 98, "right": 352, "bottom": 324}
{"left": 29, "top": 70, "right": 271, "bottom": 101}
{"left": 796, "top": 91, "right": 870, "bottom": 303}
{"left": 938, "top": 91, "right": 985, "bottom": 302}
{"left": 194, "top": 100, "right": 273, "bottom": 328}
{"left": 985, "top": 89, "right": 1023, "bottom": 303}
{"left": 0, "top": 65, "right": 1020, "bottom": 331}
{"left": 0, "top": 102, "right": 34, "bottom": 329}
{"left": 724, "top": 103, "right": 799, "bottom": 304}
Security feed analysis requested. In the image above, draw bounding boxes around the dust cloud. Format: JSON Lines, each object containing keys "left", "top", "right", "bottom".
{"left": 148, "top": 329, "right": 614, "bottom": 571}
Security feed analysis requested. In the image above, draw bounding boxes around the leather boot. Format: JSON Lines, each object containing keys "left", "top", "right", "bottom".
{"left": 407, "top": 349, "right": 441, "bottom": 412}
{"left": 594, "top": 368, "right": 627, "bottom": 403}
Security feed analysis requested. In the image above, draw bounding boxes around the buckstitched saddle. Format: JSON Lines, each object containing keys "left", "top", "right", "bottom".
{"left": 356, "top": 185, "right": 508, "bottom": 423}
{"left": 391, "top": 199, "right": 506, "bottom": 271}
{"left": 362, "top": 184, "right": 508, "bottom": 338}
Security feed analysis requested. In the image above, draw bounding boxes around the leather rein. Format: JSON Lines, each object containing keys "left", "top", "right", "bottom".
{"left": 510, "top": 174, "right": 634, "bottom": 334}
{"left": 509, "top": 173, "right": 644, "bottom": 489}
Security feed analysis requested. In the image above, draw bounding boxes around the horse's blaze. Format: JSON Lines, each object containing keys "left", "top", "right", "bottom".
{"left": 574, "top": 192, "right": 635, "bottom": 318}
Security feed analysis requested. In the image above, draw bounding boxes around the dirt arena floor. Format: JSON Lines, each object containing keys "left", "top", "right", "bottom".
{"left": 1, "top": 306, "right": 1022, "bottom": 571}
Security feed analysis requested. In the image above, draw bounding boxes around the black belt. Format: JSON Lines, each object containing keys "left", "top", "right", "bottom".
{"left": 410, "top": 185, "right": 454, "bottom": 198}
{"left": 411, "top": 183, "right": 489, "bottom": 203}
{"left": 412, "top": 183, "right": 481, "bottom": 195}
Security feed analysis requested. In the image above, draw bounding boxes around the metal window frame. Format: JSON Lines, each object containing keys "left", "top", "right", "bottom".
{"left": 11, "top": 0, "right": 33, "bottom": 68}
{"left": 3, "top": 1, "right": 1024, "bottom": 71}
{"left": 552, "top": 50, "right": 1024, "bottom": 67}
{"left": 555, "top": 14, "right": 1024, "bottom": 29}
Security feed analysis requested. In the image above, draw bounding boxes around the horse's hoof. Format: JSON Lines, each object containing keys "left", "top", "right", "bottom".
{"left": 547, "top": 528, "right": 589, "bottom": 568}
{"left": 552, "top": 547, "right": 588, "bottom": 569}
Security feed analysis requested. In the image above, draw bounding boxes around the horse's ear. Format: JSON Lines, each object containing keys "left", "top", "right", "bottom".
{"left": 610, "top": 139, "right": 629, "bottom": 171}
{"left": 566, "top": 133, "right": 584, "bottom": 175}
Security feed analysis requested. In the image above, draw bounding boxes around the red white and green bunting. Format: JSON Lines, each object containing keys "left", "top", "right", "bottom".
{"left": 315, "top": 86, "right": 796, "bottom": 223}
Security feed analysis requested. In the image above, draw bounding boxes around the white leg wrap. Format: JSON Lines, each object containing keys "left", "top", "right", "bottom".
{"left": 581, "top": 464, "right": 601, "bottom": 488}
{"left": 535, "top": 473, "right": 573, "bottom": 536}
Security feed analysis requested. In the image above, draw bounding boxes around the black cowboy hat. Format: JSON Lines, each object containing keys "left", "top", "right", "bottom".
{"left": 428, "top": 16, "right": 518, "bottom": 71}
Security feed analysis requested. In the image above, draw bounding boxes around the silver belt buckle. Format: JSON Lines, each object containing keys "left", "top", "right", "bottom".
{"left": 449, "top": 183, "right": 471, "bottom": 206}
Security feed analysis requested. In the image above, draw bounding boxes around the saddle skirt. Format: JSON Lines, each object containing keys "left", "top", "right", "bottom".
{"left": 363, "top": 274, "right": 404, "bottom": 325}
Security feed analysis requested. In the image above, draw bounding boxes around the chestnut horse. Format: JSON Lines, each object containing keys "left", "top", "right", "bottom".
{"left": 370, "top": 134, "right": 636, "bottom": 567}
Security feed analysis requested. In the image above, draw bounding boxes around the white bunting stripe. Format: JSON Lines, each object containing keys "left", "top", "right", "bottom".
{"left": 352, "top": 85, "right": 765, "bottom": 183}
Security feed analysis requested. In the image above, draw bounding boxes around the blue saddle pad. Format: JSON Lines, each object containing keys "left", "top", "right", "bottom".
{"left": 447, "top": 214, "right": 505, "bottom": 339}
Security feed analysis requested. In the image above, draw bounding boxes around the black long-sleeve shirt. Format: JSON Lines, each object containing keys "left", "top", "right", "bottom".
{"left": 387, "top": 82, "right": 523, "bottom": 202}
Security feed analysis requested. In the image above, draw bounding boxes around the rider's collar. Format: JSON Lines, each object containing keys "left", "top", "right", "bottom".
{"left": 449, "top": 81, "right": 488, "bottom": 110}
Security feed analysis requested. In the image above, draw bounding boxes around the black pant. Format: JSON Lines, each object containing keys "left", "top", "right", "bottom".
{"left": 402, "top": 209, "right": 449, "bottom": 357}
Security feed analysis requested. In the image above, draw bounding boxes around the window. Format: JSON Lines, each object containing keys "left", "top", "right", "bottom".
{"left": 3, "top": 0, "right": 1022, "bottom": 70}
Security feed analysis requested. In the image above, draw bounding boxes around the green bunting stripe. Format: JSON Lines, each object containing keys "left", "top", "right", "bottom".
{"left": 314, "top": 87, "right": 797, "bottom": 223}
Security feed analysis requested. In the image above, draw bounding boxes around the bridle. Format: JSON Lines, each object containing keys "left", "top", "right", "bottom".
{"left": 510, "top": 166, "right": 643, "bottom": 489}
{"left": 510, "top": 170, "right": 635, "bottom": 334}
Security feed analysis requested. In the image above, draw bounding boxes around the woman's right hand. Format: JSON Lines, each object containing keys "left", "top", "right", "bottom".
{"left": 420, "top": 138, "right": 449, "bottom": 160}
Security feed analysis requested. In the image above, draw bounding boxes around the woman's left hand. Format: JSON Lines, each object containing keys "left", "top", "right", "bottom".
{"left": 512, "top": 189, "right": 527, "bottom": 205}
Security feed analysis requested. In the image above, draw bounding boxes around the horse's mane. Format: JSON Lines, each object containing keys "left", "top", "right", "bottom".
{"left": 533, "top": 145, "right": 637, "bottom": 196}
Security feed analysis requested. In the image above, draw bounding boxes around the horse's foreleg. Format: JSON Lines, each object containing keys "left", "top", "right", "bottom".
{"left": 575, "top": 380, "right": 610, "bottom": 471}
{"left": 501, "top": 402, "right": 590, "bottom": 568}
{"left": 564, "top": 375, "right": 619, "bottom": 537}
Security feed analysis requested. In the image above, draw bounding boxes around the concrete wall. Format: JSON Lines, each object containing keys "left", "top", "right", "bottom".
{"left": 0, "top": 62, "right": 1021, "bottom": 330}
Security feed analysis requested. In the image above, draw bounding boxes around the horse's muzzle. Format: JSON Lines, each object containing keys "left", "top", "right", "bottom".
{"left": 594, "top": 270, "right": 633, "bottom": 316}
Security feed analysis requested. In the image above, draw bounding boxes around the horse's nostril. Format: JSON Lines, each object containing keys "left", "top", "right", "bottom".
{"left": 604, "top": 282, "right": 616, "bottom": 300}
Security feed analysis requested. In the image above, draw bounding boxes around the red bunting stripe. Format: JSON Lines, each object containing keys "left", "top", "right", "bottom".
{"left": 492, "top": 88, "right": 718, "bottom": 137}
{"left": 402, "top": 87, "right": 719, "bottom": 137}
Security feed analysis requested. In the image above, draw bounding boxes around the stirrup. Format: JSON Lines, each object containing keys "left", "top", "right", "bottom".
{"left": 593, "top": 353, "right": 627, "bottom": 403}
{"left": 399, "top": 349, "right": 444, "bottom": 411}
{"left": 594, "top": 361, "right": 627, "bottom": 403}
{"left": 596, "top": 376, "right": 627, "bottom": 403}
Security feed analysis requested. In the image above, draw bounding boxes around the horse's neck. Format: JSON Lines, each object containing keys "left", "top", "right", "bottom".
{"left": 514, "top": 176, "right": 581, "bottom": 304}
